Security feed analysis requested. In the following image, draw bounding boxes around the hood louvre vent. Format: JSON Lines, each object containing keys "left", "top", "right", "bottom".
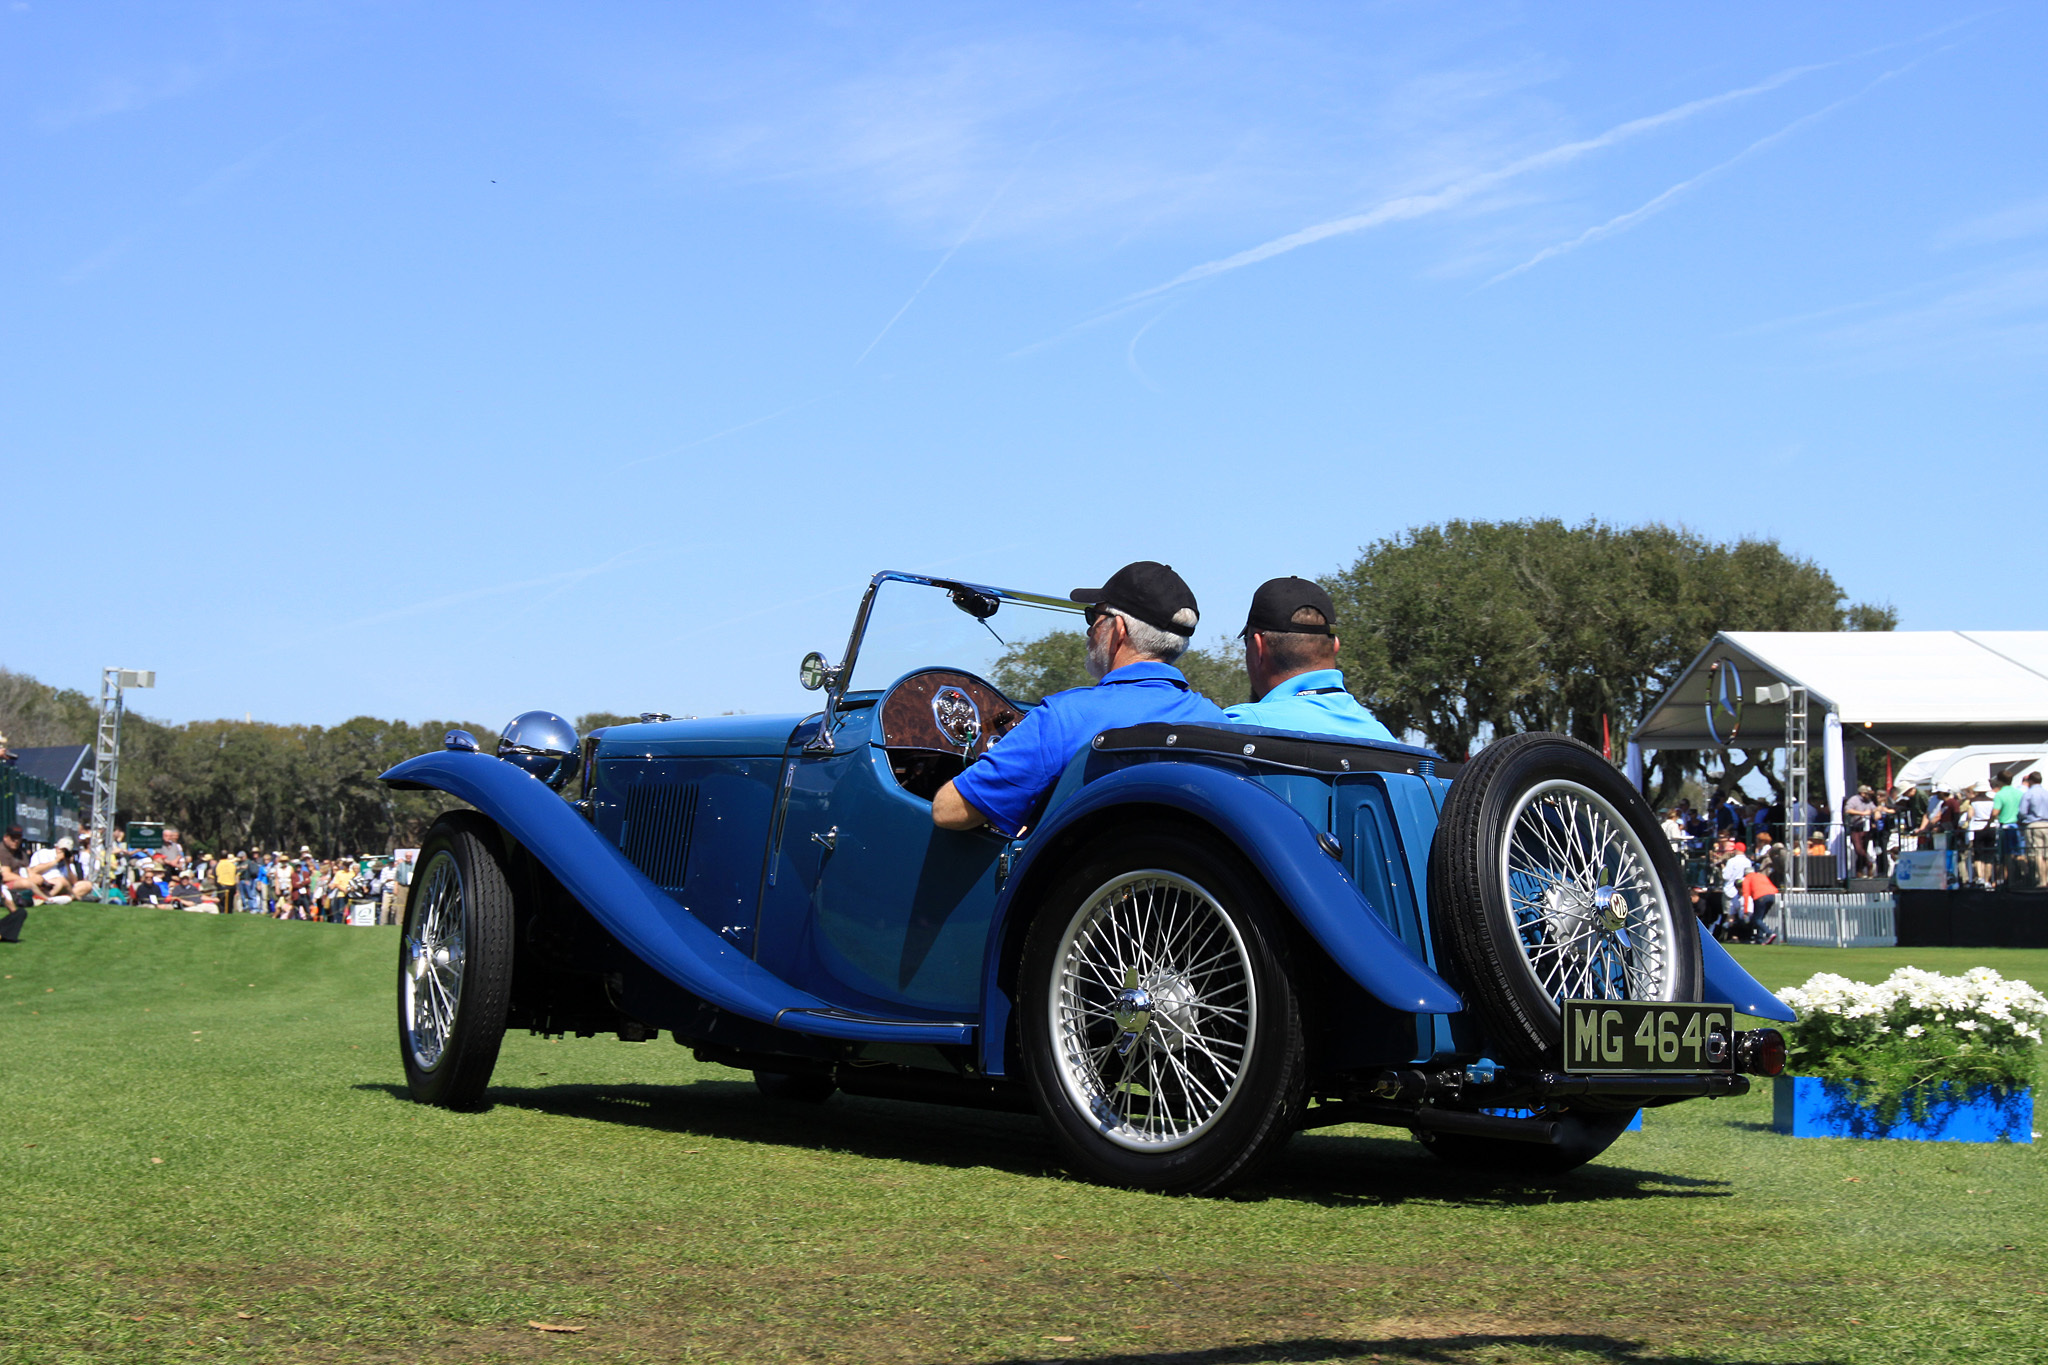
{"left": 620, "top": 779, "right": 700, "bottom": 895}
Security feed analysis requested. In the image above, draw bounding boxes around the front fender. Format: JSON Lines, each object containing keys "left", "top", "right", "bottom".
{"left": 380, "top": 750, "right": 970, "bottom": 1045}
{"left": 979, "top": 760, "right": 1463, "bottom": 1073}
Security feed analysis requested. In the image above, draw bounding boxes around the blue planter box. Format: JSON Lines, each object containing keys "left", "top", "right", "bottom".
{"left": 1772, "top": 1075, "right": 2033, "bottom": 1143}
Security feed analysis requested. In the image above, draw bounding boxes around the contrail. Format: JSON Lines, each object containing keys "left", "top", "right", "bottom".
{"left": 855, "top": 131, "right": 1053, "bottom": 366}
{"left": 617, "top": 390, "right": 840, "bottom": 472}
{"left": 1118, "top": 61, "right": 1831, "bottom": 306}
{"left": 1486, "top": 61, "right": 1926, "bottom": 285}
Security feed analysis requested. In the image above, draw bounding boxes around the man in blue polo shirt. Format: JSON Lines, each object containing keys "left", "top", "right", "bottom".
{"left": 933, "top": 561, "right": 1223, "bottom": 837}
{"left": 1222, "top": 576, "right": 1396, "bottom": 742}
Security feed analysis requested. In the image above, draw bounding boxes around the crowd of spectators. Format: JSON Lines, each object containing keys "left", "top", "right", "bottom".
{"left": 0, "top": 823, "right": 401, "bottom": 925}
{"left": 1651, "top": 769, "right": 2048, "bottom": 943}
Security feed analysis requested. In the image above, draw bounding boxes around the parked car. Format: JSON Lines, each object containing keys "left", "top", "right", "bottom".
{"left": 381, "top": 570, "right": 1791, "bottom": 1194}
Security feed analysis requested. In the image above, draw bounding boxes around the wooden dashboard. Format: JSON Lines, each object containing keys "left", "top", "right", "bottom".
{"left": 877, "top": 669, "right": 1027, "bottom": 763}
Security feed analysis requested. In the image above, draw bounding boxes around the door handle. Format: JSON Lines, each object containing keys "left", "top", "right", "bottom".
{"left": 810, "top": 826, "right": 838, "bottom": 854}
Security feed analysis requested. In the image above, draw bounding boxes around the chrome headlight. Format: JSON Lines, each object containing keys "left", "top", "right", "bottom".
{"left": 497, "top": 710, "right": 581, "bottom": 791}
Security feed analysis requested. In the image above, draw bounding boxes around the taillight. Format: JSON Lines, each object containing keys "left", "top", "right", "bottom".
{"left": 1735, "top": 1028, "right": 1786, "bottom": 1077}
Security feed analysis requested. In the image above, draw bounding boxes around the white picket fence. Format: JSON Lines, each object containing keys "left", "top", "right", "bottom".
{"left": 1774, "top": 892, "right": 1897, "bottom": 948}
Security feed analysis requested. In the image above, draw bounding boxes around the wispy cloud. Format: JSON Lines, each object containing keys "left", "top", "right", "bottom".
{"left": 855, "top": 126, "right": 1052, "bottom": 364}
{"left": 59, "top": 122, "right": 315, "bottom": 283}
{"left": 603, "top": 19, "right": 1572, "bottom": 251}
{"left": 1937, "top": 194, "right": 2048, "bottom": 249}
{"left": 615, "top": 390, "right": 843, "bottom": 472}
{"left": 1486, "top": 64, "right": 1915, "bottom": 285}
{"left": 1117, "top": 61, "right": 1830, "bottom": 304}
{"left": 1124, "top": 305, "right": 1177, "bottom": 393}
{"left": 37, "top": 54, "right": 228, "bottom": 130}
{"left": 332, "top": 547, "right": 671, "bottom": 635}
{"left": 1807, "top": 261, "right": 2048, "bottom": 369}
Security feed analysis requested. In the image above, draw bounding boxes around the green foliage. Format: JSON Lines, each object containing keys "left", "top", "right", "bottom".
{"left": 988, "top": 631, "right": 1247, "bottom": 707}
{"left": 0, "top": 667, "right": 535, "bottom": 855}
{"left": 1176, "top": 636, "right": 1250, "bottom": 709}
{"left": 987, "top": 631, "right": 1091, "bottom": 703}
{"left": 575, "top": 711, "right": 643, "bottom": 733}
{"left": 1779, "top": 967, "right": 2047, "bottom": 1125}
{"left": 1322, "top": 520, "right": 1893, "bottom": 781}
{"left": 0, "top": 667, "right": 99, "bottom": 747}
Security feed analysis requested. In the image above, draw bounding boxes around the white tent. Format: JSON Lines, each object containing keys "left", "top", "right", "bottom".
{"left": 1634, "top": 631, "right": 2048, "bottom": 876}
{"left": 1636, "top": 631, "right": 2048, "bottom": 751}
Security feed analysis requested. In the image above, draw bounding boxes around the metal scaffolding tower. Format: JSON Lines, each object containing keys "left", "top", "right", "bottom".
{"left": 1783, "top": 683, "right": 1809, "bottom": 891}
{"left": 90, "top": 667, "right": 153, "bottom": 879}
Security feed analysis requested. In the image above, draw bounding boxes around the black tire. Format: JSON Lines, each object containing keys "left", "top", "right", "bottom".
{"left": 398, "top": 814, "right": 516, "bottom": 1109}
{"left": 1429, "top": 733, "right": 1701, "bottom": 1068}
{"left": 754, "top": 1070, "right": 836, "bottom": 1104}
{"left": 1418, "top": 1105, "right": 1639, "bottom": 1176}
{"left": 1018, "top": 828, "right": 1306, "bottom": 1196}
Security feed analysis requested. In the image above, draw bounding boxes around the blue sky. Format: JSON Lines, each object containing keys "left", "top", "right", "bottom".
{"left": 5, "top": 3, "right": 2043, "bottom": 729}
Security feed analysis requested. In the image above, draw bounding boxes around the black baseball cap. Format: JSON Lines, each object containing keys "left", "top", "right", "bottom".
{"left": 3, "top": 825, "right": 20, "bottom": 840}
{"left": 1241, "top": 576, "right": 1337, "bottom": 638}
{"left": 1070, "top": 561, "right": 1200, "bottom": 634}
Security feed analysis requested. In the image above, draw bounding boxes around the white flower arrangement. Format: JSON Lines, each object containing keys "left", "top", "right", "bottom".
{"left": 1778, "top": 967, "right": 2048, "bottom": 1044}
{"left": 1774, "top": 967, "right": 2047, "bottom": 1121}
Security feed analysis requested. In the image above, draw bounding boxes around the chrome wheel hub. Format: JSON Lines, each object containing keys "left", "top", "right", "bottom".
{"left": 400, "top": 852, "right": 466, "bottom": 1070}
{"left": 1502, "top": 779, "right": 1674, "bottom": 1008}
{"left": 1049, "top": 870, "right": 1257, "bottom": 1153}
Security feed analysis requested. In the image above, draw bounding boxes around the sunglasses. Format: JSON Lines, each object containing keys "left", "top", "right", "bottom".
{"left": 1084, "top": 605, "right": 1115, "bottom": 629}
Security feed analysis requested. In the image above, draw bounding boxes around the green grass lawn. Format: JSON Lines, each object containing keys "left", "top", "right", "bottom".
{"left": 1, "top": 906, "right": 2042, "bottom": 1365}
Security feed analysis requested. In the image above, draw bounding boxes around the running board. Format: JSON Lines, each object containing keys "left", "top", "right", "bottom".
{"left": 772, "top": 1007, "right": 975, "bottom": 1047}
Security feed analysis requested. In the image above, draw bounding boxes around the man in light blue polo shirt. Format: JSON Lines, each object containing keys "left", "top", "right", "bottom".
{"left": 934, "top": 561, "right": 1224, "bottom": 837}
{"left": 1222, "top": 577, "right": 1395, "bottom": 742}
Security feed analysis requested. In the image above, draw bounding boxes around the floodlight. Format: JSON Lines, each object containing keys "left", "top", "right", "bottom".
{"left": 115, "top": 670, "right": 155, "bottom": 689}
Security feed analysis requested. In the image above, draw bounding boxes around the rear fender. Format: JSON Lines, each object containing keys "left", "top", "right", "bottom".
{"left": 978, "top": 759, "right": 1462, "bottom": 1076}
{"left": 1699, "top": 934, "right": 1796, "bottom": 1021}
{"left": 380, "top": 750, "right": 970, "bottom": 1045}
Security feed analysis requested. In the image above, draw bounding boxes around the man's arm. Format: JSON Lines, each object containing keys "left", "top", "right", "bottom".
{"left": 931, "top": 780, "right": 986, "bottom": 831}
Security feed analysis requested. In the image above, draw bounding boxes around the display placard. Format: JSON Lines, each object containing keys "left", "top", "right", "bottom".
{"left": 14, "top": 794, "right": 52, "bottom": 844}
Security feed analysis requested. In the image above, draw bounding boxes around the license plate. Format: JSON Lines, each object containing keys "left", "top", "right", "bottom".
{"left": 1561, "top": 1000, "right": 1734, "bottom": 1074}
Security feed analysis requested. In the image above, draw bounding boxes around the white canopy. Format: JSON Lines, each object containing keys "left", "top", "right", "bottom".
{"left": 1635, "top": 631, "right": 2048, "bottom": 750}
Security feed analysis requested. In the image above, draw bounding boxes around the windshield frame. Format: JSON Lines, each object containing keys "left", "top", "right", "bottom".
{"left": 807, "top": 571, "right": 1083, "bottom": 752}
{"left": 836, "top": 570, "right": 1084, "bottom": 696}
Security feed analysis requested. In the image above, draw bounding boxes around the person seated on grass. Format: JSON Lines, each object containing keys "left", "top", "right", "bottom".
{"left": 25, "top": 836, "right": 94, "bottom": 902}
{"left": 0, "top": 824, "right": 37, "bottom": 944}
{"left": 1221, "top": 577, "right": 1396, "bottom": 742}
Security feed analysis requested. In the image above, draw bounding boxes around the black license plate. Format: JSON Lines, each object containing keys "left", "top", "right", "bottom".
{"left": 1561, "top": 1000, "right": 1734, "bottom": 1074}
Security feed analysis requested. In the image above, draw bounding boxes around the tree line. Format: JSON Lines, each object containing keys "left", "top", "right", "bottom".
{"left": 2, "top": 519, "right": 1894, "bottom": 852}
{"left": 992, "top": 519, "right": 1894, "bottom": 808}
{"left": 0, "top": 669, "right": 640, "bottom": 856}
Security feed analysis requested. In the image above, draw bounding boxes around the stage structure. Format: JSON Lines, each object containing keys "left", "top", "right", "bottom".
{"left": 90, "top": 667, "right": 154, "bottom": 879}
{"left": 1631, "top": 631, "right": 2048, "bottom": 890}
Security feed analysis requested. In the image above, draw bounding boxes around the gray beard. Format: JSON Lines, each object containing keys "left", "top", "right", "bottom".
{"left": 1086, "top": 632, "right": 1114, "bottom": 679}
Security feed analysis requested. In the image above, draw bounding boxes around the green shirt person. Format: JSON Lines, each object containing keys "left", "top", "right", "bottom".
{"left": 1992, "top": 773, "right": 2024, "bottom": 825}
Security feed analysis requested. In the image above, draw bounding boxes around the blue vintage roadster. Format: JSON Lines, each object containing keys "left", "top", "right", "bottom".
{"left": 382, "top": 570, "right": 1792, "bottom": 1194}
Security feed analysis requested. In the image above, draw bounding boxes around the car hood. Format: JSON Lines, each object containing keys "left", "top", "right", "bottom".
{"left": 594, "top": 711, "right": 812, "bottom": 758}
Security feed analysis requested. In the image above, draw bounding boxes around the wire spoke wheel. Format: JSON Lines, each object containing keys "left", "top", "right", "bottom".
{"left": 1501, "top": 778, "right": 1674, "bottom": 1008}
{"left": 396, "top": 814, "right": 515, "bottom": 1110}
{"left": 1021, "top": 830, "right": 1304, "bottom": 1195}
{"left": 1430, "top": 733, "right": 1700, "bottom": 1073}
{"left": 1050, "top": 870, "right": 1256, "bottom": 1152}
{"left": 401, "top": 852, "right": 466, "bottom": 1070}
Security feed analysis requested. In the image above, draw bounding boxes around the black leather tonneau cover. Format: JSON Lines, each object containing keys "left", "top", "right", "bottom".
{"left": 1090, "top": 723, "right": 1462, "bottom": 780}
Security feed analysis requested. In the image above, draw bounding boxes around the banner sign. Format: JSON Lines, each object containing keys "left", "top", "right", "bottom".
{"left": 14, "top": 794, "right": 52, "bottom": 844}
